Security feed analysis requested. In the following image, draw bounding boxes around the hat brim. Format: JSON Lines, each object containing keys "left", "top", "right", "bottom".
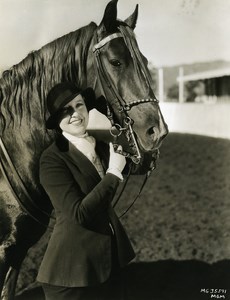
{"left": 45, "top": 87, "right": 95, "bottom": 129}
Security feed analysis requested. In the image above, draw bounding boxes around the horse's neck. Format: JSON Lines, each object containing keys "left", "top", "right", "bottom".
{"left": 0, "top": 22, "right": 97, "bottom": 134}
{"left": 41, "top": 22, "right": 97, "bottom": 89}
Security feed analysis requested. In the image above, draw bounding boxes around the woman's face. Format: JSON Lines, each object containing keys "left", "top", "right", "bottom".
{"left": 59, "top": 94, "right": 89, "bottom": 136}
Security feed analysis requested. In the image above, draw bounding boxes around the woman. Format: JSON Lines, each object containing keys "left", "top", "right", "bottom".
{"left": 37, "top": 82, "right": 135, "bottom": 299}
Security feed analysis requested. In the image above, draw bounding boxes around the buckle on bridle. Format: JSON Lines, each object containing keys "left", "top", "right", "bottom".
{"left": 93, "top": 28, "right": 159, "bottom": 166}
{"left": 110, "top": 123, "right": 126, "bottom": 137}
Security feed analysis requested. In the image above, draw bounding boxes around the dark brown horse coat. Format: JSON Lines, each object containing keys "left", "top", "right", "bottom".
{"left": 37, "top": 134, "right": 135, "bottom": 287}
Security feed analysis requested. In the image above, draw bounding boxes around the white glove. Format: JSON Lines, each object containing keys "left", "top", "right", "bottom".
{"left": 107, "top": 143, "right": 126, "bottom": 180}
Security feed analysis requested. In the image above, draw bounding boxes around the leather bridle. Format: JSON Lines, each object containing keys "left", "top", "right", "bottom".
{"left": 93, "top": 24, "right": 159, "bottom": 165}
{"left": 93, "top": 25, "right": 160, "bottom": 217}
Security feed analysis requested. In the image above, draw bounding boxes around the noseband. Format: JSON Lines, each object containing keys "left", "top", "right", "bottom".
{"left": 93, "top": 25, "right": 159, "bottom": 165}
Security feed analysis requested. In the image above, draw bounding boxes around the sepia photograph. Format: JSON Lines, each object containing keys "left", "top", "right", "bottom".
{"left": 0, "top": 0, "right": 230, "bottom": 299}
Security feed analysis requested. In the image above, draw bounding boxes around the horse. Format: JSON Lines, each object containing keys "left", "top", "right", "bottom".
{"left": 0, "top": 0, "right": 168, "bottom": 298}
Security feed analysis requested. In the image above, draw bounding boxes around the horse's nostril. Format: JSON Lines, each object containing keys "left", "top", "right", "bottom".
{"left": 147, "top": 127, "right": 155, "bottom": 136}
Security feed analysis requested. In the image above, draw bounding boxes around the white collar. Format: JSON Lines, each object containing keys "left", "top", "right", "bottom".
{"left": 62, "top": 131, "right": 90, "bottom": 143}
{"left": 62, "top": 131, "right": 96, "bottom": 162}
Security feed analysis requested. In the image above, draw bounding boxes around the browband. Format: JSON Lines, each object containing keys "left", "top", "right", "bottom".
{"left": 93, "top": 33, "right": 123, "bottom": 52}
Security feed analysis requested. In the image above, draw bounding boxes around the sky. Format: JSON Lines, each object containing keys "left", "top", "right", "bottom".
{"left": 0, "top": 0, "right": 230, "bottom": 71}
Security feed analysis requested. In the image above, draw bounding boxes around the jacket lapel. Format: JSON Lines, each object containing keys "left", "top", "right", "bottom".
{"left": 68, "top": 142, "right": 101, "bottom": 182}
{"left": 55, "top": 134, "right": 109, "bottom": 192}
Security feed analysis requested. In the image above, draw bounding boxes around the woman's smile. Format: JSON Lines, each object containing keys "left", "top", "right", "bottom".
{"left": 70, "top": 117, "right": 83, "bottom": 125}
{"left": 59, "top": 94, "right": 89, "bottom": 136}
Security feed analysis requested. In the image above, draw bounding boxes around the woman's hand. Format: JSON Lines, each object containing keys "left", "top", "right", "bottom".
{"left": 108, "top": 142, "right": 126, "bottom": 173}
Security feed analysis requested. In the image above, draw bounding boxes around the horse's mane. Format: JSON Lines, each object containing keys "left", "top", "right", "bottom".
{"left": 0, "top": 22, "right": 97, "bottom": 132}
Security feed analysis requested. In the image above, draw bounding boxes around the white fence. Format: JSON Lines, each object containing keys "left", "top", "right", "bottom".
{"left": 160, "top": 102, "right": 230, "bottom": 139}
{"left": 88, "top": 103, "right": 230, "bottom": 140}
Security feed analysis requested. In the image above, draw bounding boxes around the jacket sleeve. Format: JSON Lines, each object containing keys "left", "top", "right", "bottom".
{"left": 39, "top": 151, "right": 120, "bottom": 226}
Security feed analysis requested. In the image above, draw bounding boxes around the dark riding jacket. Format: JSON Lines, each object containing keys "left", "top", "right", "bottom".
{"left": 37, "top": 134, "right": 135, "bottom": 287}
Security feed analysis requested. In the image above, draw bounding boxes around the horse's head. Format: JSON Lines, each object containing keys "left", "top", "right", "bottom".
{"left": 87, "top": 0, "right": 168, "bottom": 163}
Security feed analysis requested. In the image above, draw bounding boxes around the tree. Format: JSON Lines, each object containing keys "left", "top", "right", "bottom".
{"left": 167, "top": 83, "right": 179, "bottom": 102}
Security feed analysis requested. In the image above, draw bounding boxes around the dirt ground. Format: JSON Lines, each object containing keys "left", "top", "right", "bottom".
{"left": 15, "top": 133, "right": 230, "bottom": 299}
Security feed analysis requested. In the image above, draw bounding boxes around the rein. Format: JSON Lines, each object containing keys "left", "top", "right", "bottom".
{"left": 93, "top": 25, "right": 159, "bottom": 217}
{"left": 0, "top": 137, "right": 54, "bottom": 228}
{"left": 113, "top": 160, "right": 155, "bottom": 219}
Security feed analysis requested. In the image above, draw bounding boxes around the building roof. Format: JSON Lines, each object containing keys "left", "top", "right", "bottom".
{"left": 177, "top": 68, "right": 230, "bottom": 82}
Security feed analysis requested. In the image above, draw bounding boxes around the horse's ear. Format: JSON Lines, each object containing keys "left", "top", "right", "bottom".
{"left": 100, "top": 0, "right": 118, "bottom": 33}
{"left": 124, "top": 4, "right": 139, "bottom": 30}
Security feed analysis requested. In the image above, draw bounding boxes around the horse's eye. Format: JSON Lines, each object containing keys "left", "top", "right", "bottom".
{"left": 109, "top": 59, "right": 122, "bottom": 67}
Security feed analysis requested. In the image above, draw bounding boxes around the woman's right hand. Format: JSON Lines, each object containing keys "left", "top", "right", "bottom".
{"left": 108, "top": 142, "right": 126, "bottom": 173}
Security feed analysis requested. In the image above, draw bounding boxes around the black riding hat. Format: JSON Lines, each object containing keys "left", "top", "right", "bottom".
{"left": 45, "top": 82, "right": 106, "bottom": 129}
